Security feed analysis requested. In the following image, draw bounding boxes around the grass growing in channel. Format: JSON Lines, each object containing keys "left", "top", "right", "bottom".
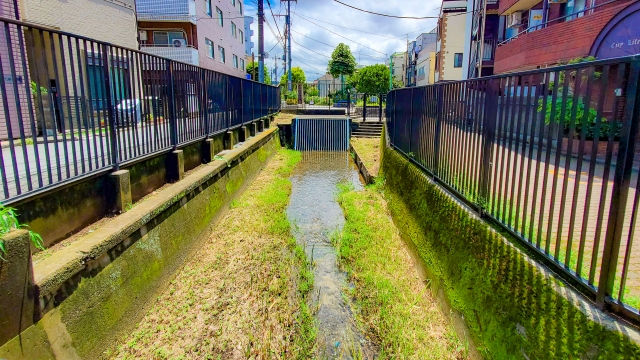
{"left": 334, "top": 180, "right": 467, "bottom": 359}
{"left": 112, "top": 149, "right": 316, "bottom": 359}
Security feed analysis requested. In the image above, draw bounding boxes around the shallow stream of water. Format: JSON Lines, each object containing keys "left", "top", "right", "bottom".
{"left": 286, "top": 151, "right": 372, "bottom": 359}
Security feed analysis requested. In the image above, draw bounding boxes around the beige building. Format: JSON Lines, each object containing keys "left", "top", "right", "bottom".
{"left": 386, "top": 52, "right": 405, "bottom": 85}
{"left": 415, "top": 51, "right": 436, "bottom": 87}
{"left": 435, "top": 0, "right": 467, "bottom": 82}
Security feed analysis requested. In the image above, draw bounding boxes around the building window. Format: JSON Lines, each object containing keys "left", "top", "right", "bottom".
{"left": 231, "top": 22, "right": 237, "bottom": 38}
{"left": 219, "top": 46, "right": 225, "bottom": 63}
{"left": 231, "top": 0, "right": 235, "bottom": 5}
{"left": 233, "top": 54, "right": 239, "bottom": 69}
{"left": 205, "top": 0, "right": 211, "bottom": 16}
{"left": 454, "top": 53, "right": 463, "bottom": 68}
{"left": 205, "top": 38, "right": 214, "bottom": 58}
{"left": 239, "top": 2, "right": 243, "bottom": 15}
{"left": 216, "top": 7, "right": 223, "bottom": 26}
{"left": 240, "top": 58, "right": 245, "bottom": 71}
{"left": 239, "top": 30, "right": 244, "bottom": 44}
{"left": 153, "top": 31, "right": 185, "bottom": 46}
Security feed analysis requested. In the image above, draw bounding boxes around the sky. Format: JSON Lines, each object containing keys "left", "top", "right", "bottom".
{"left": 244, "top": 0, "right": 442, "bottom": 82}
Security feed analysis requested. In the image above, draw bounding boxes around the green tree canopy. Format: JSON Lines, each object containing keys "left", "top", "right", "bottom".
{"left": 328, "top": 43, "right": 357, "bottom": 79}
{"left": 246, "top": 61, "right": 271, "bottom": 84}
{"left": 280, "top": 67, "right": 306, "bottom": 86}
{"left": 351, "top": 64, "right": 391, "bottom": 94}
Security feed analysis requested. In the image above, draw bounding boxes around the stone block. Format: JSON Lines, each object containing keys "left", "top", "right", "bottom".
{"left": 224, "top": 130, "right": 238, "bottom": 150}
{"left": 239, "top": 126, "right": 250, "bottom": 142}
{"left": 0, "top": 230, "right": 35, "bottom": 346}
{"left": 257, "top": 119, "right": 265, "bottom": 133}
{"left": 249, "top": 122, "right": 257, "bottom": 137}
{"left": 109, "top": 170, "right": 132, "bottom": 213}
{"left": 167, "top": 150, "right": 184, "bottom": 183}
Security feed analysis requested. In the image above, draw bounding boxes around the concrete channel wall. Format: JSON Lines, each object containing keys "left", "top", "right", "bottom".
{"left": 380, "top": 135, "right": 640, "bottom": 358}
{"left": 0, "top": 121, "right": 279, "bottom": 359}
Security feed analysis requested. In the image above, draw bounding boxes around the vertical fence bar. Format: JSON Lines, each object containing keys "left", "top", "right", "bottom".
{"left": 102, "top": 43, "right": 119, "bottom": 169}
{"left": 479, "top": 78, "right": 498, "bottom": 211}
{"left": 166, "top": 59, "right": 178, "bottom": 148}
{"left": 597, "top": 60, "right": 640, "bottom": 308}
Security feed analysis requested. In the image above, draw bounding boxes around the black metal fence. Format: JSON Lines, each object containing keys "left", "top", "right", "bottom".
{"left": 0, "top": 17, "right": 279, "bottom": 203}
{"left": 387, "top": 55, "right": 640, "bottom": 325}
{"left": 281, "top": 82, "right": 385, "bottom": 121}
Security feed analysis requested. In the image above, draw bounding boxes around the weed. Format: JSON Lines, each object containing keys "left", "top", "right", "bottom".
{"left": 0, "top": 204, "right": 44, "bottom": 260}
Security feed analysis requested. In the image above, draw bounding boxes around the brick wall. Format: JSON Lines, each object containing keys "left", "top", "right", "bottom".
{"left": 494, "top": 1, "right": 631, "bottom": 73}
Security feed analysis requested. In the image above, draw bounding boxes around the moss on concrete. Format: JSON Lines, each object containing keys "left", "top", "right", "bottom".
{"left": 380, "top": 146, "right": 640, "bottom": 359}
{"left": 127, "top": 154, "right": 168, "bottom": 203}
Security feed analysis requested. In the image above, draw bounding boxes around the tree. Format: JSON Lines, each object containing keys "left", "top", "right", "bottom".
{"left": 246, "top": 61, "right": 271, "bottom": 84}
{"left": 352, "top": 64, "right": 391, "bottom": 94}
{"left": 279, "top": 67, "right": 306, "bottom": 86}
{"left": 328, "top": 43, "right": 357, "bottom": 79}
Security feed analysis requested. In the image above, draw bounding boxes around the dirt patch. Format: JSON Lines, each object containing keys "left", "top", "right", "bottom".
{"left": 274, "top": 113, "right": 295, "bottom": 125}
{"left": 111, "top": 149, "right": 315, "bottom": 359}
{"left": 351, "top": 138, "right": 381, "bottom": 177}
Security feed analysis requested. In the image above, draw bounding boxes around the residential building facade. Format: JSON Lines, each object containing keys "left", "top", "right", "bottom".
{"left": 435, "top": 0, "right": 468, "bottom": 82}
{"left": 386, "top": 52, "right": 406, "bottom": 85}
{"left": 316, "top": 73, "right": 343, "bottom": 97}
{"left": 244, "top": 15, "right": 254, "bottom": 57}
{"left": 494, "top": 0, "right": 639, "bottom": 73}
{"left": 407, "top": 31, "right": 438, "bottom": 87}
{"left": 136, "top": 0, "right": 247, "bottom": 77}
{"left": 463, "top": 0, "right": 500, "bottom": 78}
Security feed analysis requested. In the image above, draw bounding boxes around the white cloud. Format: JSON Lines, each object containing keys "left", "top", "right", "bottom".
{"left": 245, "top": 0, "right": 441, "bottom": 81}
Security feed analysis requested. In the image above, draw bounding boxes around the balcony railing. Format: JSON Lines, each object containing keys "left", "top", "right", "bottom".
{"left": 141, "top": 45, "right": 199, "bottom": 65}
{"left": 136, "top": 0, "right": 197, "bottom": 23}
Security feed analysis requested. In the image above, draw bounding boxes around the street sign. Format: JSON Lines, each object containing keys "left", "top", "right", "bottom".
{"left": 246, "top": 74, "right": 251, "bottom": 80}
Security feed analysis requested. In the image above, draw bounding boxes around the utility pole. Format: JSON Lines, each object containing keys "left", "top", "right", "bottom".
{"left": 258, "top": 0, "right": 265, "bottom": 83}
{"left": 281, "top": 0, "right": 296, "bottom": 91}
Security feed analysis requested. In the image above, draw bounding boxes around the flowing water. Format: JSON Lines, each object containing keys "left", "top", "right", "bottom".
{"left": 286, "top": 151, "right": 374, "bottom": 359}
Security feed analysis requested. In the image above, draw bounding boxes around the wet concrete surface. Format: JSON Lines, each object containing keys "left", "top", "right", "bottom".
{"left": 286, "top": 151, "right": 374, "bottom": 359}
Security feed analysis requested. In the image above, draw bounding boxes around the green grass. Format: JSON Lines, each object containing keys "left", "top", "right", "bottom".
{"left": 334, "top": 180, "right": 466, "bottom": 359}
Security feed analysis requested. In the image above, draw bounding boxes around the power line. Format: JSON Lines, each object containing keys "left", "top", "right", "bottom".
{"left": 332, "top": 0, "right": 439, "bottom": 19}
{"left": 293, "top": 12, "right": 406, "bottom": 40}
{"left": 291, "top": 37, "right": 330, "bottom": 59}
{"left": 294, "top": 14, "right": 386, "bottom": 56}
{"left": 291, "top": 30, "right": 388, "bottom": 60}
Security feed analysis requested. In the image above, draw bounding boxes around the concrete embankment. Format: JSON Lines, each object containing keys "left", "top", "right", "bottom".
{"left": 0, "top": 126, "right": 283, "bottom": 359}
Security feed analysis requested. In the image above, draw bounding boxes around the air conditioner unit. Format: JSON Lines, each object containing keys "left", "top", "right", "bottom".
{"left": 139, "top": 30, "right": 147, "bottom": 42}
{"left": 508, "top": 12, "right": 522, "bottom": 28}
{"left": 172, "top": 39, "right": 187, "bottom": 47}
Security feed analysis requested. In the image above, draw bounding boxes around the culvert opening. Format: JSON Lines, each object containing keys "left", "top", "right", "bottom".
{"left": 292, "top": 117, "right": 351, "bottom": 151}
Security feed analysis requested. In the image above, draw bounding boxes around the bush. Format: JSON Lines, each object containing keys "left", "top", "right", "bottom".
{"left": 286, "top": 98, "right": 297, "bottom": 105}
{"left": 537, "top": 96, "right": 620, "bottom": 140}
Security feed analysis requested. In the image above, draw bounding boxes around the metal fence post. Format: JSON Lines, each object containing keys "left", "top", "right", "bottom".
{"left": 347, "top": 92, "right": 351, "bottom": 117}
{"left": 378, "top": 94, "right": 383, "bottom": 122}
{"left": 478, "top": 78, "right": 499, "bottom": 214}
{"left": 166, "top": 59, "right": 178, "bottom": 148}
{"left": 596, "top": 60, "right": 640, "bottom": 308}
{"left": 433, "top": 85, "right": 444, "bottom": 176}
{"left": 101, "top": 44, "right": 119, "bottom": 170}
{"left": 363, "top": 93, "right": 367, "bottom": 122}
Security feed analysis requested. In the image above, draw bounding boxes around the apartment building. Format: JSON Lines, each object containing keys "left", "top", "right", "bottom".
{"left": 494, "top": 0, "right": 639, "bottom": 73}
{"left": 435, "top": 0, "right": 468, "bottom": 82}
{"left": 463, "top": 0, "right": 500, "bottom": 78}
{"left": 386, "top": 52, "right": 406, "bottom": 85}
{"left": 406, "top": 31, "right": 438, "bottom": 87}
{"left": 244, "top": 15, "right": 254, "bottom": 57}
{"left": 136, "top": 0, "right": 247, "bottom": 77}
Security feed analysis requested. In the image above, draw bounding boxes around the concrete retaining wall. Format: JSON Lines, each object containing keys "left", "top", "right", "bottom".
{"left": 381, "top": 138, "right": 640, "bottom": 358}
{"left": 0, "top": 127, "right": 280, "bottom": 359}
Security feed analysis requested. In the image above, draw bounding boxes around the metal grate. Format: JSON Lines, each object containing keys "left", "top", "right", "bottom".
{"left": 293, "top": 118, "right": 350, "bottom": 151}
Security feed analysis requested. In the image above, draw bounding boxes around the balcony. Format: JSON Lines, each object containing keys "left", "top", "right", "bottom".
{"left": 495, "top": 1, "right": 630, "bottom": 73}
{"left": 136, "top": 0, "right": 197, "bottom": 24}
{"left": 141, "top": 45, "right": 199, "bottom": 65}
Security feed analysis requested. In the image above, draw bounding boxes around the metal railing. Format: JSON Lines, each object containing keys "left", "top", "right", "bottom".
{"left": 387, "top": 55, "right": 640, "bottom": 325}
{"left": 0, "top": 16, "right": 279, "bottom": 203}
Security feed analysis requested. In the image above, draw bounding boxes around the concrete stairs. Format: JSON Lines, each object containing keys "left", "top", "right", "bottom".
{"left": 352, "top": 122, "right": 383, "bottom": 138}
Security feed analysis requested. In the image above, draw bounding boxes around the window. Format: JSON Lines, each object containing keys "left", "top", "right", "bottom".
{"left": 233, "top": 54, "right": 238, "bottom": 69}
{"left": 218, "top": 46, "right": 225, "bottom": 63}
{"left": 239, "top": 2, "right": 243, "bottom": 15}
{"left": 153, "top": 31, "right": 184, "bottom": 46}
{"left": 454, "top": 53, "right": 463, "bottom": 68}
{"left": 205, "top": 0, "right": 211, "bottom": 16}
{"left": 562, "top": 0, "right": 587, "bottom": 20}
{"left": 231, "top": 22, "right": 237, "bottom": 38}
{"left": 240, "top": 58, "right": 245, "bottom": 71}
{"left": 239, "top": 30, "right": 244, "bottom": 44}
{"left": 231, "top": 0, "right": 235, "bottom": 5}
{"left": 216, "top": 7, "right": 223, "bottom": 26}
{"left": 205, "top": 38, "right": 214, "bottom": 58}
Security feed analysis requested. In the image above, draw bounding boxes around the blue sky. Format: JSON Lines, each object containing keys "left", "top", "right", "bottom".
{"left": 243, "top": 0, "right": 442, "bottom": 81}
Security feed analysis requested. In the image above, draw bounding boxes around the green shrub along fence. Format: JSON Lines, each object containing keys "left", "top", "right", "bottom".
{"left": 380, "top": 142, "right": 640, "bottom": 359}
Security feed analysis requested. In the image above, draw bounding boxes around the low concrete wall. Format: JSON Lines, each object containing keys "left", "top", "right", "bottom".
{"left": 0, "top": 128, "right": 280, "bottom": 359}
{"left": 381, "top": 140, "right": 640, "bottom": 358}
{"left": 350, "top": 144, "right": 374, "bottom": 185}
